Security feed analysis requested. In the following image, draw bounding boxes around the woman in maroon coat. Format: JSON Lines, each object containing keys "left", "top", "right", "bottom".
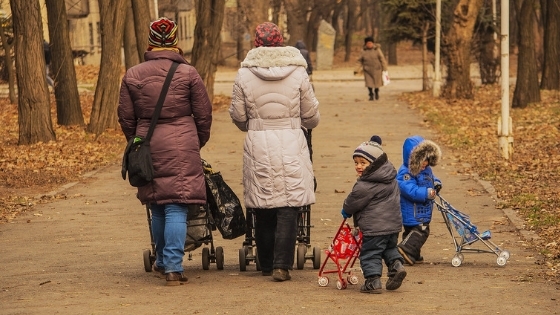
{"left": 118, "top": 18, "right": 212, "bottom": 286}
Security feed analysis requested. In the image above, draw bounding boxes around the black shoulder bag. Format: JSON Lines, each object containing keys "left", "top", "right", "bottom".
{"left": 121, "top": 61, "right": 179, "bottom": 187}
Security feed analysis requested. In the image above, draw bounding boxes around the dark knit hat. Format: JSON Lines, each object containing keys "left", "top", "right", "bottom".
{"left": 353, "top": 141, "right": 384, "bottom": 163}
{"left": 254, "top": 22, "right": 284, "bottom": 47}
{"left": 370, "top": 135, "right": 382, "bottom": 145}
{"left": 364, "top": 36, "right": 374, "bottom": 44}
{"left": 148, "top": 18, "right": 178, "bottom": 50}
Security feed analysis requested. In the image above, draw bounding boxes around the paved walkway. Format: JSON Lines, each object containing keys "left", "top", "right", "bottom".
{"left": 1, "top": 67, "right": 557, "bottom": 314}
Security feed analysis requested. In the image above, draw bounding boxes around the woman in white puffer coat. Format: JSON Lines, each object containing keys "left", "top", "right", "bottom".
{"left": 229, "top": 22, "right": 320, "bottom": 282}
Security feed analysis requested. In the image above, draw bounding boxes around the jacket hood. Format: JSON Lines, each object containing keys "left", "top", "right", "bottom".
{"left": 144, "top": 49, "right": 189, "bottom": 65}
{"left": 241, "top": 46, "right": 308, "bottom": 81}
{"left": 403, "top": 135, "right": 442, "bottom": 176}
{"left": 294, "top": 40, "right": 307, "bottom": 50}
{"left": 360, "top": 154, "right": 396, "bottom": 183}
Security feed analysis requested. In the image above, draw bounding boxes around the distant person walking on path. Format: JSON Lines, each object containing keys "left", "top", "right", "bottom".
{"left": 118, "top": 17, "right": 212, "bottom": 286}
{"left": 341, "top": 138, "right": 407, "bottom": 293}
{"left": 354, "top": 36, "right": 387, "bottom": 101}
{"left": 43, "top": 40, "right": 54, "bottom": 88}
{"left": 294, "top": 40, "right": 313, "bottom": 79}
{"left": 396, "top": 135, "right": 442, "bottom": 265}
{"left": 229, "top": 22, "right": 320, "bottom": 282}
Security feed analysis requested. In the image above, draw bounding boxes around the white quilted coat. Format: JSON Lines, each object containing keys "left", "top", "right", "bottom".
{"left": 229, "top": 46, "right": 320, "bottom": 209}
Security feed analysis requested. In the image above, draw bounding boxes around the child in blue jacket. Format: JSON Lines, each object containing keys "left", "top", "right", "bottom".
{"left": 396, "top": 135, "right": 442, "bottom": 265}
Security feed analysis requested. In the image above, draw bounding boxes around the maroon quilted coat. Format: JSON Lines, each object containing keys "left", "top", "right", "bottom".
{"left": 118, "top": 50, "right": 212, "bottom": 205}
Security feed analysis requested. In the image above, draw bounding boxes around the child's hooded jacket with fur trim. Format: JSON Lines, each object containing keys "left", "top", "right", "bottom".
{"left": 397, "top": 135, "right": 442, "bottom": 227}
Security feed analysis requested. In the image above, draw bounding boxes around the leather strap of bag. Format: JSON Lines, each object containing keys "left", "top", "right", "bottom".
{"left": 144, "top": 61, "right": 179, "bottom": 142}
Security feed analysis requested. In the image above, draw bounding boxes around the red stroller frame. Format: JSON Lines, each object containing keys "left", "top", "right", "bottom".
{"left": 318, "top": 219, "right": 363, "bottom": 290}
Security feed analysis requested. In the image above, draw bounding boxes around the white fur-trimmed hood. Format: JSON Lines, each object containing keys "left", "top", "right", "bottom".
{"left": 241, "top": 46, "right": 308, "bottom": 68}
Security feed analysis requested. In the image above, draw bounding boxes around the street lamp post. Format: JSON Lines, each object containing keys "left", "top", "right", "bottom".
{"left": 498, "top": 0, "right": 513, "bottom": 159}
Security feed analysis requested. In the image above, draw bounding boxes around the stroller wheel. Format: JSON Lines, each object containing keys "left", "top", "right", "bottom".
{"left": 202, "top": 247, "right": 210, "bottom": 270}
{"left": 255, "top": 248, "right": 261, "bottom": 271}
{"left": 318, "top": 276, "right": 329, "bottom": 287}
{"left": 499, "top": 250, "right": 510, "bottom": 260}
{"left": 457, "top": 253, "right": 464, "bottom": 262}
{"left": 347, "top": 275, "right": 359, "bottom": 285}
{"left": 497, "top": 256, "right": 507, "bottom": 266}
{"left": 143, "top": 249, "right": 153, "bottom": 272}
{"left": 239, "top": 248, "right": 247, "bottom": 271}
{"left": 216, "top": 247, "right": 224, "bottom": 270}
{"left": 451, "top": 255, "right": 462, "bottom": 267}
{"left": 312, "top": 247, "right": 322, "bottom": 269}
{"left": 296, "top": 244, "right": 306, "bottom": 270}
{"left": 336, "top": 280, "right": 347, "bottom": 290}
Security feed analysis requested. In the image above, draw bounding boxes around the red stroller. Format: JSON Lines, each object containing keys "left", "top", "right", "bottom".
{"left": 317, "top": 219, "right": 363, "bottom": 290}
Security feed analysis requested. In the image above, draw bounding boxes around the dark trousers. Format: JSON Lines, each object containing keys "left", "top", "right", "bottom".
{"left": 360, "top": 233, "right": 402, "bottom": 278}
{"left": 254, "top": 207, "right": 298, "bottom": 272}
{"left": 399, "top": 224, "right": 430, "bottom": 261}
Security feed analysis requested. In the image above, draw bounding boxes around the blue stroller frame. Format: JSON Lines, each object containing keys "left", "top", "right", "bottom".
{"left": 434, "top": 195, "right": 510, "bottom": 267}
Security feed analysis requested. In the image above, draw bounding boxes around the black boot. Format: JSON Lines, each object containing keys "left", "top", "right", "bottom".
{"left": 374, "top": 88, "right": 379, "bottom": 100}
{"left": 368, "top": 88, "right": 374, "bottom": 101}
{"left": 398, "top": 229, "right": 427, "bottom": 265}
{"left": 360, "top": 276, "right": 382, "bottom": 294}
{"left": 386, "top": 260, "right": 407, "bottom": 290}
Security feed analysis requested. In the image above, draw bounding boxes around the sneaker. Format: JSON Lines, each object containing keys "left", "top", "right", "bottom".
{"left": 397, "top": 246, "right": 415, "bottom": 266}
{"left": 166, "top": 272, "right": 188, "bottom": 286}
{"left": 386, "top": 260, "right": 407, "bottom": 290}
{"left": 360, "top": 276, "right": 382, "bottom": 294}
{"left": 272, "top": 269, "right": 291, "bottom": 281}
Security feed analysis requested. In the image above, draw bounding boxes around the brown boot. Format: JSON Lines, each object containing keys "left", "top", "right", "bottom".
{"left": 152, "top": 264, "right": 166, "bottom": 278}
{"left": 272, "top": 269, "right": 291, "bottom": 281}
{"left": 166, "top": 272, "right": 188, "bottom": 286}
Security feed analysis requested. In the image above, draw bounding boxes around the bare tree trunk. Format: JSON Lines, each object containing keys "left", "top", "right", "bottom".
{"left": 46, "top": 0, "right": 84, "bottom": 126}
{"left": 512, "top": 0, "right": 540, "bottom": 108}
{"left": 10, "top": 0, "right": 56, "bottom": 144}
{"left": 238, "top": 0, "right": 268, "bottom": 49}
{"left": 422, "top": 21, "right": 430, "bottom": 91}
{"left": 284, "top": 0, "right": 308, "bottom": 46}
{"left": 332, "top": 1, "right": 344, "bottom": 51}
{"left": 191, "top": 0, "right": 225, "bottom": 102}
{"left": 124, "top": 2, "right": 140, "bottom": 70}
{"left": 306, "top": 0, "right": 337, "bottom": 52}
{"left": 443, "top": 0, "right": 484, "bottom": 99}
{"left": 0, "top": 23, "right": 16, "bottom": 104}
{"left": 88, "top": 0, "right": 127, "bottom": 136}
{"left": 271, "top": 0, "right": 282, "bottom": 26}
{"left": 344, "top": 0, "right": 359, "bottom": 62}
{"left": 540, "top": 0, "right": 560, "bottom": 90}
{"left": 132, "top": 0, "right": 152, "bottom": 62}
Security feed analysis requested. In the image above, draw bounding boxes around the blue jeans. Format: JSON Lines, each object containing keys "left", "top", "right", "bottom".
{"left": 253, "top": 207, "right": 298, "bottom": 271}
{"left": 150, "top": 203, "right": 188, "bottom": 273}
{"left": 360, "top": 233, "right": 402, "bottom": 278}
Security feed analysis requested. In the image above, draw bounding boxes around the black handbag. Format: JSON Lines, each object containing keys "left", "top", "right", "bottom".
{"left": 121, "top": 62, "right": 179, "bottom": 187}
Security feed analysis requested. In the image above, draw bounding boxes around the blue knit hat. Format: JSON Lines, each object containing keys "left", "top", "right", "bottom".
{"left": 353, "top": 141, "right": 384, "bottom": 163}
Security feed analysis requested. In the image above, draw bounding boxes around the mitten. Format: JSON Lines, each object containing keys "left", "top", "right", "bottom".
{"left": 434, "top": 181, "right": 442, "bottom": 193}
{"left": 341, "top": 209, "right": 352, "bottom": 219}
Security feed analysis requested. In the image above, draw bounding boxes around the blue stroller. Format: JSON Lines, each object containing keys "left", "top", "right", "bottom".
{"left": 434, "top": 195, "right": 510, "bottom": 267}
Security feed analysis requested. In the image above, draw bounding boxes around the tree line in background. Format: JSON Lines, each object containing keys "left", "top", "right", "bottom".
{"left": 0, "top": 0, "right": 558, "bottom": 145}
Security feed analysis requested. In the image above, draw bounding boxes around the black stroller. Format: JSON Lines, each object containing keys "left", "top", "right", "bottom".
{"left": 142, "top": 159, "right": 248, "bottom": 273}
{"left": 142, "top": 203, "right": 225, "bottom": 272}
{"left": 238, "top": 128, "right": 321, "bottom": 271}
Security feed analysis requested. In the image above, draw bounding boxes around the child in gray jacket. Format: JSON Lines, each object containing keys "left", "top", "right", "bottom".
{"left": 341, "top": 139, "right": 406, "bottom": 293}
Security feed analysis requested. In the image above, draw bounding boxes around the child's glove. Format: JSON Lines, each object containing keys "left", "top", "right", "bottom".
{"left": 341, "top": 209, "right": 352, "bottom": 219}
{"left": 434, "top": 181, "right": 442, "bottom": 193}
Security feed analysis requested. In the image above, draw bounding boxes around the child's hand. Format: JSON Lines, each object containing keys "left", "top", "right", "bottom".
{"left": 341, "top": 209, "right": 352, "bottom": 219}
{"left": 428, "top": 188, "right": 436, "bottom": 199}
